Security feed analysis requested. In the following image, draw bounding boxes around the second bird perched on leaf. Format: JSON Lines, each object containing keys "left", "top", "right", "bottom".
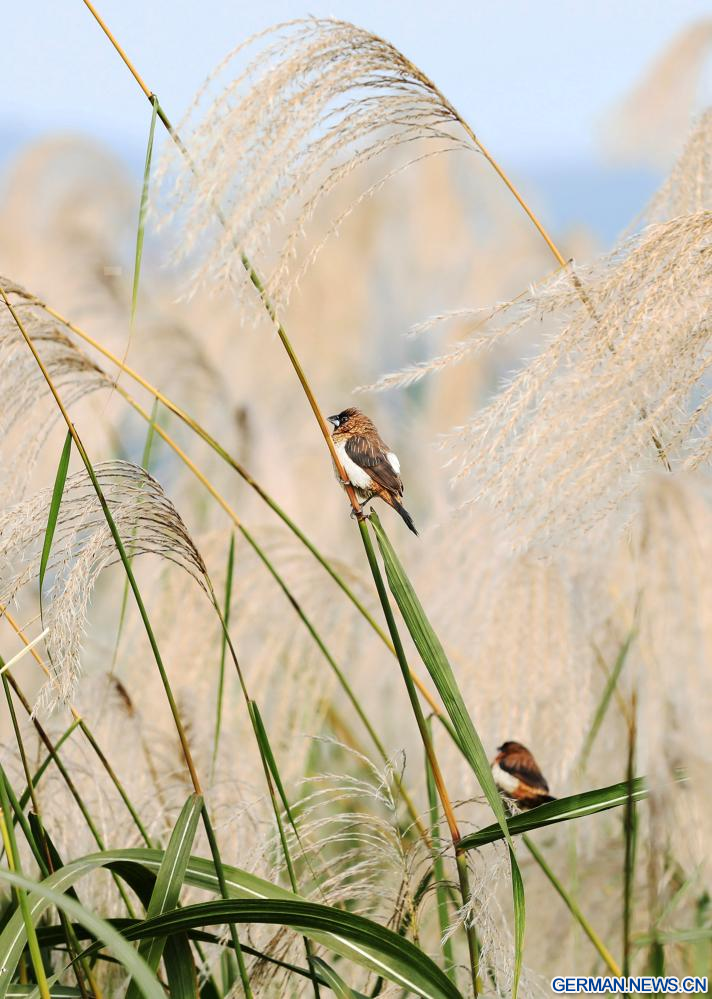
{"left": 328, "top": 407, "right": 418, "bottom": 535}
{"left": 491, "top": 740, "right": 555, "bottom": 810}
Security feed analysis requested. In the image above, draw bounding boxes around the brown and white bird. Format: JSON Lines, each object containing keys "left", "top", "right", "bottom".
{"left": 491, "top": 741, "right": 555, "bottom": 810}
{"left": 327, "top": 407, "right": 418, "bottom": 535}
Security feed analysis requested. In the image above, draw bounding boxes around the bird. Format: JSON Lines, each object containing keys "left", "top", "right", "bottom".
{"left": 327, "top": 407, "right": 418, "bottom": 535}
{"left": 491, "top": 740, "right": 555, "bottom": 810}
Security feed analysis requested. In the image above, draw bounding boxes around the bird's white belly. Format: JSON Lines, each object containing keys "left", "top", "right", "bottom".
{"left": 492, "top": 763, "right": 520, "bottom": 794}
{"left": 334, "top": 441, "right": 374, "bottom": 491}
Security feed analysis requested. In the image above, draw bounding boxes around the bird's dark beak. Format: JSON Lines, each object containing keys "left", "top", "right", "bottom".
{"left": 327, "top": 415, "right": 339, "bottom": 430}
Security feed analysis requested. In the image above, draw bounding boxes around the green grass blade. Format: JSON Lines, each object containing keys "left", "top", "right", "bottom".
{"left": 125, "top": 793, "right": 202, "bottom": 999}
{"left": 107, "top": 899, "right": 462, "bottom": 999}
{"left": 130, "top": 95, "right": 158, "bottom": 329}
{"left": 249, "top": 702, "right": 298, "bottom": 830}
{"left": 634, "top": 927, "right": 712, "bottom": 947}
{"left": 310, "top": 957, "right": 368, "bottom": 998}
{"left": 693, "top": 893, "right": 712, "bottom": 982}
{"left": 211, "top": 532, "right": 235, "bottom": 775}
{"left": 623, "top": 708, "right": 638, "bottom": 977}
{"left": 0, "top": 869, "right": 163, "bottom": 999}
{"left": 163, "top": 933, "right": 199, "bottom": 998}
{"left": 459, "top": 777, "right": 659, "bottom": 849}
{"left": 425, "top": 721, "right": 456, "bottom": 982}
{"left": 369, "top": 510, "right": 525, "bottom": 997}
{"left": 18, "top": 720, "right": 80, "bottom": 813}
{"left": 38, "top": 430, "right": 72, "bottom": 604}
{"left": 579, "top": 633, "right": 635, "bottom": 770}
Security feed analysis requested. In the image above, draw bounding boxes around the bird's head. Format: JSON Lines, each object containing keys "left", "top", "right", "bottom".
{"left": 496, "top": 740, "right": 526, "bottom": 760}
{"left": 327, "top": 407, "right": 360, "bottom": 435}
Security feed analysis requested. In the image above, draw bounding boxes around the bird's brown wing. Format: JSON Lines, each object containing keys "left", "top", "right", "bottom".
{"left": 345, "top": 435, "right": 403, "bottom": 497}
{"left": 500, "top": 746, "right": 550, "bottom": 792}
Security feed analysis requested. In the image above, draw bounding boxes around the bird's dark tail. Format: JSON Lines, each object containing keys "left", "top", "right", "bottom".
{"left": 392, "top": 498, "right": 418, "bottom": 536}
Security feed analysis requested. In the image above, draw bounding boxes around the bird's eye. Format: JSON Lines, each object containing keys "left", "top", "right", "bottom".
{"left": 340, "top": 416, "right": 346, "bottom": 426}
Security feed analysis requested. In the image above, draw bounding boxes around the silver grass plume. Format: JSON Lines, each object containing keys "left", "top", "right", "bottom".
{"left": 246, "top": 745, "right": 430, "bottom": 995}
{"left": 439, "top": 211, "right": 712, "bottom": 551}
{"left": 0, "top": 462, "right": 207, "bottom": 711}
{"left": 361, "top": 111, "right": 712, "bottom": 397}
{"left": 0, "top": 278, "right": 111, "bottom": 499}
{"left": 158, "top": 18, "right": 472, "bottom": 307}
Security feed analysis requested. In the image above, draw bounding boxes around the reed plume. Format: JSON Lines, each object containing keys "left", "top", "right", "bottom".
{"left": 437, "top": 211, "right": 712, "bottom": 552}
{"left": 158, "top": 18, "right": 476, "bottom": 307}
{"left": 0, "top": 462, "right": 207, "bottom": 710}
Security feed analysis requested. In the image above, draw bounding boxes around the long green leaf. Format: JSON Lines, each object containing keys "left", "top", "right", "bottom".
{"left": 35, "top": 921, "right": 324, "bottom": 989}
{"left": 39, "top": 431, "right": 72, "bottom": 600}
{"left": 18, "top": 721, "right": 80, "bottom": 814}
{"left": 0, "top": 850, "right": 461, "bottom": 999}
{"left": 0, "top": 869, "right": 163, "bottom": 999}
{"left": 425, "top": 721, "right": 456, "bottom": 982}
{"left": 105, "top": 899, "right": 461, "bottom": 999}
{"left": 477, "top": 782, "right": 646, "bottom": 849}
{"left": 634, "top": 928, "right": 712, "bottom": 946}
{"left": 130, "top": 95, "right": 158, "bottom": 328}
{"left": 212, "top": 532, "right": 235, "bottom": 774}
{"left": 370, "top": 511, "right": 525, "bottom": 996}
{"left": 125, "top": 793, "right": 202, "bottom": 999}
{"left": 163, "top": 934, "right": 199, "bottom": 998}
{"left": 459, "top": 776, "right": 662, "bottom": 849}
{"left": 579, "top": 633, "right": 635, "bottom": 769}
{"left": 300, "top": 957, "right": 368, "bottom": 999}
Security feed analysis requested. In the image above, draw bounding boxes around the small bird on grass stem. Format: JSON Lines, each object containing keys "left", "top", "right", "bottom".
{"left": 492, "top": 740, "right": 555, "bottom": 810}
{"left": 327, "top": 407, "right": 418, "bottom": 535}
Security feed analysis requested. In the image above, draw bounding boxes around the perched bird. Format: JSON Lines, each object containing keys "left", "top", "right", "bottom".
{"left": 327, "top": 407, "right": 418, "bottom": 535}
{"left": 491, "top": 740, "right": 555, "bottom": 810}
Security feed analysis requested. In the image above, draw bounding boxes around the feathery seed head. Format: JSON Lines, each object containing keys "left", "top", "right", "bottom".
{"left": 0, "top": 462, "right": 207, "bottom": 711}
{"left": 443, "top": 211, "right": 712, "bottom": 552}
{"left": 158, "top": 18, "right": 472, "bottom": 309}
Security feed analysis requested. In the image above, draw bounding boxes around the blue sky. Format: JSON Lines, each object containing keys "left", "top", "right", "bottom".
{"left": 3, "top": 1, "right": 709, "bottom": 163}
